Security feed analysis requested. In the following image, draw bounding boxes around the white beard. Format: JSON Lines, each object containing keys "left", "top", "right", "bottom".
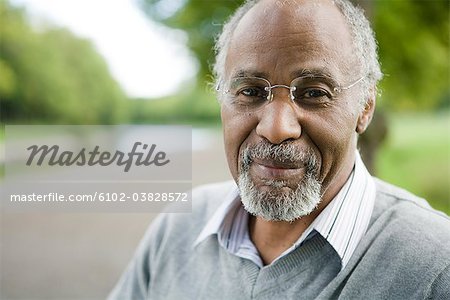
{"left": 238, "top": 143, "right": 322, "bottom": 222}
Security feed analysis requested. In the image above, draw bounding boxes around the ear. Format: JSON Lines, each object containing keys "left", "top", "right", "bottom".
{"left": 356, "top": 90, "right": 376, "bottom": 134}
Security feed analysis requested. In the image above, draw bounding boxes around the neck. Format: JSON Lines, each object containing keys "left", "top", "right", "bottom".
{"left": 249, "top": 211, "right": 320, "bottom": 266}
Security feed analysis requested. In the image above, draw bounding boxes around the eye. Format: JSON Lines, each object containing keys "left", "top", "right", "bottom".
{"left": 291, "top": 77, "right": 334, "bottom": 104}
{"left": 239, "top": 87, "right": 266, "bottom": 98}
{"left": 301, "top": 88, "right": 330, "bottom": 99}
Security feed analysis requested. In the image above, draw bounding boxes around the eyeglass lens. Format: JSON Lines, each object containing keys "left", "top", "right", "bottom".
{"left": 226, "top": 76, "right": 336, "bottom": 111}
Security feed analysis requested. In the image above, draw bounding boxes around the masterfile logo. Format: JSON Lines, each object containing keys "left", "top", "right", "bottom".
{"left": 2, "top": 125, "right": 192, "bottom": 213}
{"left": 26, "top": 142, "right": 170, "bottom": 172}
{"left": 5, "top": 125, "right": 191, "bottom": 181}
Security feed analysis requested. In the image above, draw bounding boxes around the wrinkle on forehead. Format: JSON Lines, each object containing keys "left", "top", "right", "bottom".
{"left": 258, "top": 0, "right": 340, "bottom": 22}
{"left": 226, "top": 0, "right": 356, "bottom": 80}
{"left": 242, "top": 0, "right": 349, "bottom": 35}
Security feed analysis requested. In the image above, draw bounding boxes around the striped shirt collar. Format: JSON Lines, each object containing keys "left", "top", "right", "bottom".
{"left": 194, "top": 151, "right": 376, "bottom": 270}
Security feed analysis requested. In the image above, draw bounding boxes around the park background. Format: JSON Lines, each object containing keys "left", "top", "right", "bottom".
{"left": 1, "top": 0, "right": 449, "bottom": 299}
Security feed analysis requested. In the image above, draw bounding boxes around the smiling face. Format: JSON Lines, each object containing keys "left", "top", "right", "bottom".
{"left": 220, "top": 0, "right": 374, "bottom": 221}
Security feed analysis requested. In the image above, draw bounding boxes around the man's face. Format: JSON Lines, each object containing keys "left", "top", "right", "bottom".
{"left": 221, "top": 0, "right": 369, "bottom": 221}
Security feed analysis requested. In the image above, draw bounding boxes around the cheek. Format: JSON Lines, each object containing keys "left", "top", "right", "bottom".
{"left": 221, "top": 107, "right": 257, "bottom": 180}
{"left": 305, "top": 109, "right": 358, "bottom": 178}
{"left": 315, "top": 104, "right": 358, "bottom": 145}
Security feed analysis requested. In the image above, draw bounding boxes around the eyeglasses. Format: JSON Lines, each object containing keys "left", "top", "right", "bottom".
{"left": 217, "top": 75, "right": 364, "bottom": 112}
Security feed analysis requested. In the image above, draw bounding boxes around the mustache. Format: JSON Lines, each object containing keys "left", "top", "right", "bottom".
{"left": 242, "top": 140, "right": 317, "bottom": 171}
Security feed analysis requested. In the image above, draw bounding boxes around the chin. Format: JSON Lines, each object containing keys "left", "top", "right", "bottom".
{"left": 238, "top": 171, "right": 322, "bottom": 222}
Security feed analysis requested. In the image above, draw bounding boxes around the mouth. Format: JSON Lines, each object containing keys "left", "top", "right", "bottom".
{"left": 251, "top": 158, "right": 306, "bottom": 180}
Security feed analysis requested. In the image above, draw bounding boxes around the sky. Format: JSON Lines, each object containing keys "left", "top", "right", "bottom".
{"left": 10, "top": 0, "right": 197, "bottom": 98}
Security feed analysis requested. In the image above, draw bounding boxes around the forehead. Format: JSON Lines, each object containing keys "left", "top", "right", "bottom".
{"left": 225, "top": 0, "right": 355, "bottom": 81}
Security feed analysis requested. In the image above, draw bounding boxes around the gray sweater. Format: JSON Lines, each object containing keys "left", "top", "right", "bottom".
{"left": 109, "top": 179, "right": 450, "bottom": 299}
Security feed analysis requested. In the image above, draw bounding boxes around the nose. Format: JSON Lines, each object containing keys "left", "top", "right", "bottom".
{"left": 255, "top": 95, "right": 301, "bottom": 144}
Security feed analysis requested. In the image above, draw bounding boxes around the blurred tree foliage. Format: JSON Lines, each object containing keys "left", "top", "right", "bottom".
{"left": 139, "top": 0, "right": 241, "bottom": 85}
{"left": 139, "top": 0, "right": 449, "bottom": 111}
{"left": 0, "top": 0, "right": 128, "bottom": 124}
{"left": 131, "top": 87, "right": 220, "bottom": 124}
{"left": 376, "top": 0, "right": 449, "bottom": 110}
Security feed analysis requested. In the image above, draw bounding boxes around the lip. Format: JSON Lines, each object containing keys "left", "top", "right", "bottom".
{"left": 251, "top": 158, "right": 306, "bottom": 179}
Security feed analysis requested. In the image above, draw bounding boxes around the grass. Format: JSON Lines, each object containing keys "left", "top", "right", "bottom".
{"left": 375, "top": 111, "right": 450, "bottom": 214}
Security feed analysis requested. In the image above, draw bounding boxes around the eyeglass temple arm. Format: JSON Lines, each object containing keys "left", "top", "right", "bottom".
{"left": 341, "top": 76, "right": 365, "bottom": 90}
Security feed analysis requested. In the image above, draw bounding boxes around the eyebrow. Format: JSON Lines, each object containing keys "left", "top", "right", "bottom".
{"left": 291, "top": 68, "right": 340, "bottom": 86}
{"left": 231, "top": 68, "right": 339, "bottom": 87}
{"left": 231, "top": 68, "right": 340, "bottom": 86}
{"left": 233, "top": 69, "right": 268, "bottom": 78}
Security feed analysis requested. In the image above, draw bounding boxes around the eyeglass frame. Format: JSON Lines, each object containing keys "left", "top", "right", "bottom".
{"left": 216, "top": 74, "right": 365, "bottom": 103}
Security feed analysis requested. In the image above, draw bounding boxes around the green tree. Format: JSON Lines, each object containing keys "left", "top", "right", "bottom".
{"left": 375, "top": 0, "right": 449, "bottom": 110}
{"left": 0, "top": 0, "right": 128, "bottom": 124}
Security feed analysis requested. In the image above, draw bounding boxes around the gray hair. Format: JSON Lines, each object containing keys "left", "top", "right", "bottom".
{"left": 213, "top": 0, "right": 383, "bottom": 108}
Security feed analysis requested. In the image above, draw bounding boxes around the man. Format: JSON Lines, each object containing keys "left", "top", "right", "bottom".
{"left": 109, "top": 0, "right": 450, "bottom": 299}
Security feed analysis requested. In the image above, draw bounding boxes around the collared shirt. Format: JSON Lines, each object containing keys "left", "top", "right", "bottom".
{"left": 194, "top": 151, "right": 376, "bottom": 270}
